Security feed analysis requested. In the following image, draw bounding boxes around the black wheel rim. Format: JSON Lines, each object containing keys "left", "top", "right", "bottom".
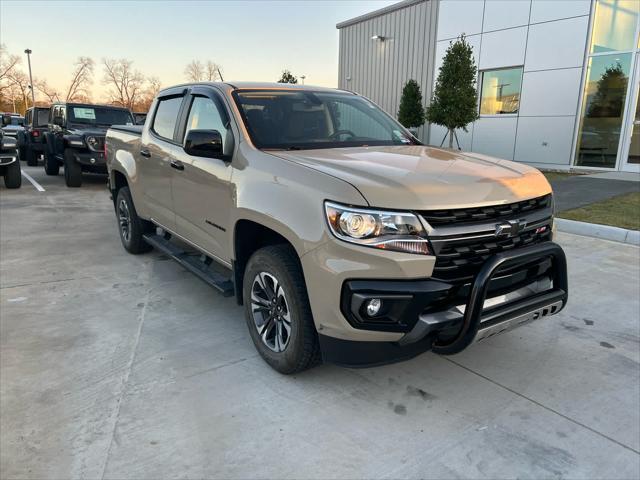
{"left": 118, "top": 199, "right": 132, "bottom": 243}
{"left": 250, "top": 272, "right": 292, "bottom": 352}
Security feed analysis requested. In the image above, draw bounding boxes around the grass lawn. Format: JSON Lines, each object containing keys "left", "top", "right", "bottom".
{"left": 559, "top": 191, "right": 640, "bottom": 230}
{"left": 542, "top": 171, "right": 582, "bottom": 182}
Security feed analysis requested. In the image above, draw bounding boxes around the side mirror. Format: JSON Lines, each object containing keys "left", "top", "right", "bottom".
{"left": 53, "top": 116, "right": 64, "bottom": 127}
{"left": 184, "top": 129, "right": 224, "bottom": 159}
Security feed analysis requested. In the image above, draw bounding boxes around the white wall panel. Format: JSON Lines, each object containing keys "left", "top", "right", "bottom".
{"left": 437, "top": 0, "right": 485, "bottom": 40}
{"left": 525, "top": 16, "right": 589, "bottom": 71}
{"left": 514, "top": 116, "right": 576, "bottom": 165}
{"left": 479, "top": 27, "right": 527, "bottom": 70}
{"left": 471, "top": 117, "right": 518, "bottom": 160}
{"left": 530, "top": 0, "right": 591, "bottom": 24}
{"left": 519, "top": 68, "right": 582, "bottom": 116}
{"left": 483, "top": 0, "right": 531, "bottom": 32}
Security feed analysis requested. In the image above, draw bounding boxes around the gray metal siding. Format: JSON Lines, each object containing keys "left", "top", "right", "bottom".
{"left": 337, "top": 0, "right": 438, "bottom": 143}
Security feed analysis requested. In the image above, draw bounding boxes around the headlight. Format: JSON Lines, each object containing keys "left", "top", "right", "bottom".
{"left": 325, "top": 201, "right": 431, "bottom": 255}
{"left": 68, "top": 139, "right": 84, "bottom": 147}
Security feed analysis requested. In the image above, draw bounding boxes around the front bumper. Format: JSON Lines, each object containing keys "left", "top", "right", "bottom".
{"left": 73, "top": 151, "right": 107, "bottom": 173}
{"left": 319, "top": 242, "right": 568, "bottom": 367}
{"left": 0, "top": 152, "right": 18, "bottom": 166}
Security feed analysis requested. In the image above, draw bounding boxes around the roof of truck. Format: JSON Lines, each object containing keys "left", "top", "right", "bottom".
{"left": 158, "top": 81, "right": 354, "bottom": 96}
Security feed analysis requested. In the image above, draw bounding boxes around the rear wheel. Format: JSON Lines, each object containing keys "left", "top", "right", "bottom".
{"left": 3, "top": 161, "right": 22, "bottom": 188}
{"left": 63, "top": 149, "right": 82, "bottom": 187}
{"left": 18, "top": 146, "right": 26, "bottom": 162}
{"left": 243, "top": 245, "right": 321, "bottom": 374}
{"left": 115, "top": 186, "right": 153, "bottom": 254}
{"left": 44, "top": 149, "right": 59, "bottom": 176}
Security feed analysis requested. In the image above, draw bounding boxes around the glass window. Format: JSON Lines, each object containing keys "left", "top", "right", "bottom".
{"left": 590, "top": 0, "right": 640, "bottom": 54}
{"left": 36, "top": 109, "right": 49, "bottom": 127}
{"left": 480, "top": 67, "right": 523, "bottom": 115}
{"left": 233, "top": 90, "right": 416, "bottom": 150}
{"left": 152, "top": 96, "right": 183, "bottom": 141}
{"left": 575, "top": 53, "right": 632, "bottom": 167}
{"left": 68, "top": 106, "right": 133, "bottom": 126}
{"left": 185, "top": 96, "right": 229, "bottom": 149}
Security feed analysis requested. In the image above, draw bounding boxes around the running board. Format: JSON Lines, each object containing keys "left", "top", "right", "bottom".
{"left": 143, "top": 234, "right": 235, "bottom": 297}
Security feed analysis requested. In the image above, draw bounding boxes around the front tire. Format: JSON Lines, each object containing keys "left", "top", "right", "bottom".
{"left": 63, "top": 149, "right": 82, "bottom": 187}
{"left": 44, "top": 149, "right": 59, "bottom": 176}
{"left": 115, "top": 186, "right": 153, "bottom": 254}
{"left": 3, "top": 161, "right": 22, "bottom": 188}
{"left": 243, "top": 245, "right": 321, "bottom": 374}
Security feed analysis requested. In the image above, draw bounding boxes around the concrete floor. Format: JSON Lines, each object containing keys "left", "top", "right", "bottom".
{"left": 2, "top": 166, "right": 639, "bottom": 479}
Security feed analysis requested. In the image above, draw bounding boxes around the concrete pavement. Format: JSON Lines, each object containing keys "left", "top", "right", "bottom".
{"left": 2, "top": 166, "right": 639, "bottom": 479}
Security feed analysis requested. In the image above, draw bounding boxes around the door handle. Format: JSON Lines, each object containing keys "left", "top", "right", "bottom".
{"left": 140, "top": 149, "right": 151, "bottom": 158}
{"left": 170, "top": 160, "right": 184, "bottom": 171}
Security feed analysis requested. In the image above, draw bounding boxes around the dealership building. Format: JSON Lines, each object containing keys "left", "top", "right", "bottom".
{"left": 337, "top": 0, "right": 640, "bottom": 173}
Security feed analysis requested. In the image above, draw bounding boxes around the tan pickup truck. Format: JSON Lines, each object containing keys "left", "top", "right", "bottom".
{"left": 105, "top": 82, "right": 568, "bottom": 374}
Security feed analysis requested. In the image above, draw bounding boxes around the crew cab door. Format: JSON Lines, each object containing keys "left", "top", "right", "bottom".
{"left": 171, "top": 87, "right": 235, "bottom": 263}
{"left": 137, "top": 91, "right": 187, "bottom": 232}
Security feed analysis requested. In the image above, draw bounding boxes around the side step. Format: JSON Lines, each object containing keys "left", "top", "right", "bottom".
{"left": 143, "top": 234, "right": 235, "bottom": 297}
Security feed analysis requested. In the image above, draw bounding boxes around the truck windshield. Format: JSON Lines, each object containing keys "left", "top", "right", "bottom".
{"left": 68, "top": 106, "right": 133, "bottom": 126}
{"left": 233, "top": 90, "right": 419, "bottom": 150}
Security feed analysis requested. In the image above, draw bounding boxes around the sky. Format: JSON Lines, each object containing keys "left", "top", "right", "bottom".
{"left": 1, "top": 0, "right": 397, "bottom": 101}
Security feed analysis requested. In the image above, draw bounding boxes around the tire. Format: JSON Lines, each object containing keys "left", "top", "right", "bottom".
{"left": 3, "top": 161, "right": 22, "bottom": 188}
{"left": 18, "top": 146, "right": 26, "bottom": 162}
{"left": 44, "top": 149, "right": 59, "bottom": 176}
{"left": 63, "top": 149, "right": 82, "bottom": 187}
{"left": 25, "top": 147, "right": 37, "bottom": 167}
{"left": 115, "top": 186, "right": 153, "bottom": 254}
{"left": 243, "top": 244, "right": 321, "bottom": 374}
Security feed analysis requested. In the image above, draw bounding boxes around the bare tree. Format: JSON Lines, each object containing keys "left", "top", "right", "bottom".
{"left": 66, "top": 56, "right": 94, "bottom": 102}
{"left": 0, "top": 44, "right": 22, "bottom": 98}
{"left": 184, "top": 60, "right": 204, "bottom": 82}
{"left": 137, "top": 76, "right": 162, "bottom": 112}
{"left": 102, "top": 58, "right": 145, "bottom": 110}
{"left": 34, "top": 78, "right": 60, "bottom": 102}
{"left": 6, "top": 70, "right": 30, "bottom": 113}
{"left": 205, "top": 61, "right": 222, "bottom": 81}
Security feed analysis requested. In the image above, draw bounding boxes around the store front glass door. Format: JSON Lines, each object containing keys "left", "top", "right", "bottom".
{"left": 621, "top": 55, "right": 640, "bottom": 172}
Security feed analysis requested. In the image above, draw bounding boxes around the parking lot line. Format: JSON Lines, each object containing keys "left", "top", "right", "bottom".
{"left": 20, "top": 170, "right": 45, "bottom": 192}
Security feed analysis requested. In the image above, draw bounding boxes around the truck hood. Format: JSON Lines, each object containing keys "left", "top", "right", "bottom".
{"left": 67, "top": 126, "right": 109, "bottom": 136}
{"left": 271, "top": 145, "right": 552, "bottom": 210}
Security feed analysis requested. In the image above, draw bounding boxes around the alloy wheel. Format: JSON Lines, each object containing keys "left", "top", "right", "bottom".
{"left": 250, "top": 272, "right": 292, "bottom": 352}
{"left": 118, "top": 199, "right": 132, "bottom": 243}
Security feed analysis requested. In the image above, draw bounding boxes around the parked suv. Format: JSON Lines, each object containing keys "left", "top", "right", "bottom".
{"left": 43, "top": 102, "right": 134, "bottom": 187}
{"left": 1, "top": 113, "right": 24, "bottom": 139}
{"left": 0, "top": 130, "right": 21, "bottom": 188}
{"left": 106, "top": 82, "right": 568, "bottom": 374}
{"left": 18, "top": 106, "right": 50, "bottom": 166}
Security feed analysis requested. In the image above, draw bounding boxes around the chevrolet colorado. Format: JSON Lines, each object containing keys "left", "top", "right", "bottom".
{"left": 106, "top": 82, "right": 568, "bottom": 374}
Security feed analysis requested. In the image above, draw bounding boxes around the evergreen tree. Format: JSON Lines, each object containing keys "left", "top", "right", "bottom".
{"left": 278, "top": 70, "right": 298, "bottom": 84}
{"left": 426, "top": 35, "right": 479, "bottom": 148}
{"left": 397, "top": 79, "right": 426, "bottom": 129}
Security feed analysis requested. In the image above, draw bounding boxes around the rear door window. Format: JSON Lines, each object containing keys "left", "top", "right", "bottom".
{"left": 152, "top": 96, "right": 184, "bottom": 141}
{"left": 36, "top": 110, "right": 49, "bottom": 127}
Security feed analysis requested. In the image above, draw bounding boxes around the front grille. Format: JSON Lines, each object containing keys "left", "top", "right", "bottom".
{"left": 432, "top": 227, "right": 553, "bottom": 284}
{"left": 421, "top": 194, "right": 552, "bottom": 227}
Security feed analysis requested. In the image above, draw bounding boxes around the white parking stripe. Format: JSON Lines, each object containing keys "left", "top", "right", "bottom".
{"left": 21, "top": 171, "right": 45, "bottom": 192}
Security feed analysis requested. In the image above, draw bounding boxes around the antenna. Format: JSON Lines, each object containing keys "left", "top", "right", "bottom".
{"left": 217, "top": 67, "right": 224, "bottom": 82}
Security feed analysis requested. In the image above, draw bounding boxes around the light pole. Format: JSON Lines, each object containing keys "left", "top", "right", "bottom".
{"left": 24, "top": 48, "right": 35, "bottom": 106}
{"left": 300, "top": 75, "right": 306, "bottom": 85}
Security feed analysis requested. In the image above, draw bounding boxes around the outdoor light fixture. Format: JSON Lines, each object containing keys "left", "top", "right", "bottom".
{"left": 371, "top": 35, "right": 386, "bottom": 41}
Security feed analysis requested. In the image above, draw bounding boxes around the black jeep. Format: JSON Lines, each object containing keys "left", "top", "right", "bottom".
{"left": 0, "top": 130, "right": 21, "bottom": 189}
{"left": 43, "top": 102, "right": 134, "bottom": 187}
{"left": 18, "top": 106, "right": 50, "bottom": 166}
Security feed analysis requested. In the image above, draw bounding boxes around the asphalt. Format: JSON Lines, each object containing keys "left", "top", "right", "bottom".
{"left": 2, "top": 165, "right": 640, "bottom": 479}
{"left": 550, "top": 176, "right": 640, "bottom": 212}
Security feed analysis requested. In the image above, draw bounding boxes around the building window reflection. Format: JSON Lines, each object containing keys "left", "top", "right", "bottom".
{"left": 479, "top": 67, "right": 523, "bottom": 115}
{"left": 590, "top": 0, "right": 640, "bottom": 54}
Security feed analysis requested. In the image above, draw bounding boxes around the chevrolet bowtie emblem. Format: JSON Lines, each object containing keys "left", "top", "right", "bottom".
{"left": 495, "top": 219, "right": 527, "bottom": 238}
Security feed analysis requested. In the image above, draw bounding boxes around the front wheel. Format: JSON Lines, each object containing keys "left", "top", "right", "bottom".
{"left": 25, "top": 147, "right": 37, "bottom": 167}
{"left": 63, "top": 149, "right": 82, "bottom": 187}
{"left": 243, "top": 245, "right": 321, "bottom": 374}
{"left": 115, "top": 186, "right": 153, "bottom": 254}
{"left": 3, "top": 161, "right": 22, "bottom": 188}
{"left": 44, "top": 149, "right": 59, "bottom": 176}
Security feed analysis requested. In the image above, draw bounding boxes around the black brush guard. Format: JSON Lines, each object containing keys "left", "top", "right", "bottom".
{"left": 431, "top": 241, "right": 568, "bottom": 355}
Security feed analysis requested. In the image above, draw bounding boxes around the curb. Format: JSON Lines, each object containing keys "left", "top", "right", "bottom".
{"left": 556, "top": 218, "right": 640, "bottom": 246}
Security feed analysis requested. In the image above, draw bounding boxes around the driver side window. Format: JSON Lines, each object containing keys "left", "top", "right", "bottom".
{"left": 185, "top": 96, "right": 229, "bottom": 150}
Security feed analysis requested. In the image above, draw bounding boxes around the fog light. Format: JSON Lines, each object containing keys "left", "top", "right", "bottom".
{"left": 366, "top": 298, "right": 382, "bottom": 316}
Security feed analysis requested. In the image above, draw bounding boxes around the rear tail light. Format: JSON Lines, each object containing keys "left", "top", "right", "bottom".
{"left": 31, "top": 130, "right": 39, "bottom": 138}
